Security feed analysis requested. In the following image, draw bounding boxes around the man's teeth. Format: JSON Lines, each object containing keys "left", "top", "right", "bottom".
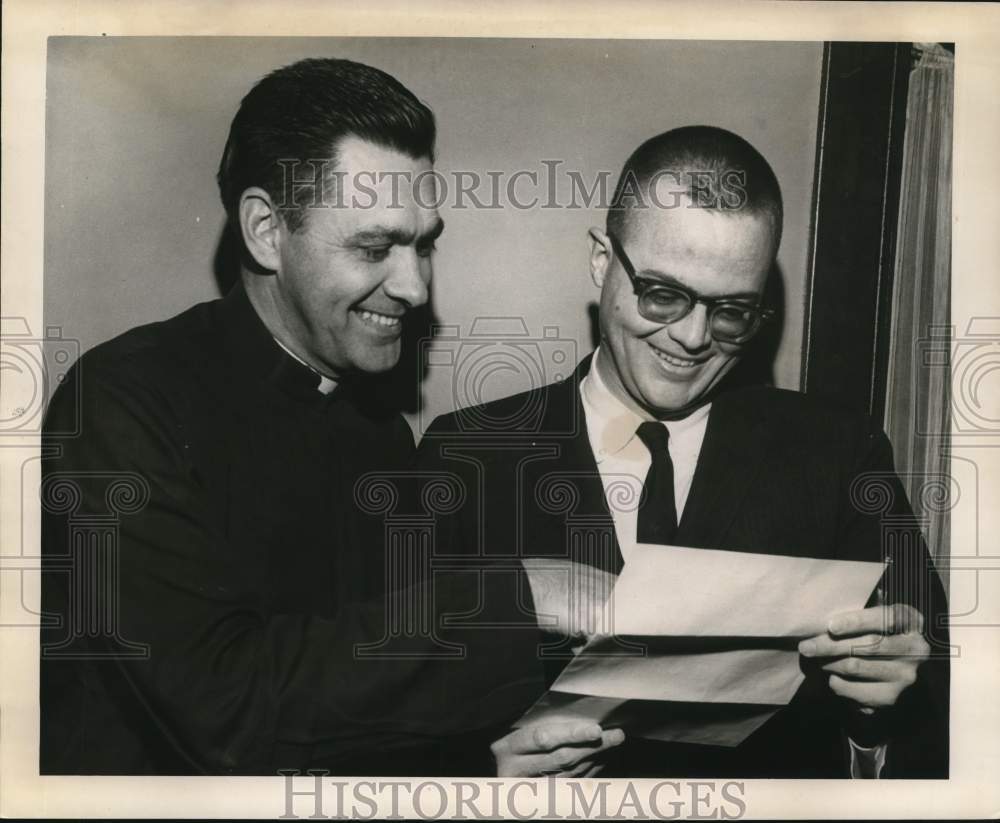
{"left": 651, "top": 347, "right": 698, "bottom": 368}
{"left": 356, "top": 309, "right": 401, "bottom": 327}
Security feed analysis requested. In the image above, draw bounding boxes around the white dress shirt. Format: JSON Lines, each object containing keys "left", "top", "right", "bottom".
{"left": 580, "top": 356, "right": 710, "bottom": 563}
{"left": 578, "top": 350, "right": 886, "bottom": 778}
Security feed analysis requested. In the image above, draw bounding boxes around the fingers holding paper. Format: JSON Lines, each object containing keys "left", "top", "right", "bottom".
{"left": 490, "top": 721, "right": 626, "bottom": 777}
{"left": 798, "top": 604, "right": 929, "bottom": 710}
{"left": 521, "top": 558, "right": 616, "bottom": 640}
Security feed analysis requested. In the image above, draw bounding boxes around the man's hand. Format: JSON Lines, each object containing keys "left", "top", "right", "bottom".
{"left": 520, "top": 558, "right": 615, "bottom": 640}
{"left": 491, "top": 722, "right": 626, "bottom": 777}
{"left": 798, "top": 603, "right": 929, "bottom": 712}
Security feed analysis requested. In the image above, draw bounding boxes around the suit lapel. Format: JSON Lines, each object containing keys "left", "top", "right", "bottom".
{"left": 677, "top": 391, "right": 774, "bottom": 550}
{"left": 536, "top": 357, "right": 624, "bottom": 574}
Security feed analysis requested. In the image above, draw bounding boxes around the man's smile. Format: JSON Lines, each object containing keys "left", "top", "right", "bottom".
{"left": 646, "top": 341, "right": 706, "bottom": 371}
{"left": 353, "top": 307, "right": 403, "bottom": 331}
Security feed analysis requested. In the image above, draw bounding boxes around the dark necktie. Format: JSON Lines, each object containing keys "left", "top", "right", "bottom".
{"left": 636, "top": 421, "right": 678, "bottom": 545}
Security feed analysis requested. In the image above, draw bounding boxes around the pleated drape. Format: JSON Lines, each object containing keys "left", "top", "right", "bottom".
{"left": 884, "top": 43, "right": 954, "bottom": 579}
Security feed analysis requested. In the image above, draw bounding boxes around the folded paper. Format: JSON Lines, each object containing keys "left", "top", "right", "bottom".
{"left": 519, "top": 544, "right": 885, "bottom": 745}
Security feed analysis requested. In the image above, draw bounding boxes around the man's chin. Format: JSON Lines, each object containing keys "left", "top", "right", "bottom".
{"left": 644, "top": 394, "right": 698, "bottom": 418}
{"left": 635, "top": 377, "right": 715, "bottom": 418}
{"left": 353, "top": 349, "right": 403, "bottom": 376}
{"left": 639, "top": 361, "right": 739, "bottom": 414}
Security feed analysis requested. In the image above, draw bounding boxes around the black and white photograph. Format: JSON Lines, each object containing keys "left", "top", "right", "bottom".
{"left": 1, "top": 1, "right": 998, "bottom": 819}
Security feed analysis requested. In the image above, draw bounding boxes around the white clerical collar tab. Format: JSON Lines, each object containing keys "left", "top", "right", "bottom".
{"left": 272, "top": 336, "right": 338, "bottom": 395}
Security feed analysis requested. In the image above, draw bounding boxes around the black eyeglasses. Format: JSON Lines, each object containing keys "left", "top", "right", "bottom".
{"left": 607, "top": 231, "right": 773, "bottom": 345}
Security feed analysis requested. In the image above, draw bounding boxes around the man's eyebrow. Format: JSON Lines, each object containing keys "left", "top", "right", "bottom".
{"left": 636, "top": 268, "right": 760, "bottom": 300}
{"left": 347, "top": 226, "right": 413, "bottom": 244}
{"left": 347, "top": 218, "right": 445, "bottom": 246}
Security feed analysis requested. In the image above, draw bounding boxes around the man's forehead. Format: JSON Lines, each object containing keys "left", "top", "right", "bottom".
{"left": 618, "top": 203, "right": 776, "bottom": 297}
{"left": 332, "top": 133, "right": 427, "bottom": 167}
{"left": 305, "top": 135, "right": 440, "bottom": 233}
{"left": 627, "top": 198, "right": 777, "bottom": 257}
{"left": 325, "top": 134, "right": 433, "bottom": 185}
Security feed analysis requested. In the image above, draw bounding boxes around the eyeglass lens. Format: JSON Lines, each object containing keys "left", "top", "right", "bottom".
{"left": 638, "top": 287, "right": 759, "bottom": 342}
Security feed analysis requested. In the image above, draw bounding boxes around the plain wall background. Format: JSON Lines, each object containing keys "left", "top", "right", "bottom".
{"left": 44, "top": 37, "right": 823, "bottom": 429}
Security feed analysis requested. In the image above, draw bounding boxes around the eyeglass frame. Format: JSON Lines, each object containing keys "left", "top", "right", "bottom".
{"left": 605, "top": 230, "right": 774, "bottom": 345}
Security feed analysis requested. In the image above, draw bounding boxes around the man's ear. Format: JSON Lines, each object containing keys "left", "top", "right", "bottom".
{"left": 238, "top": 187, "right": 284, "bottom": 272}
{"left": 588, "top": 226, "right": 612, "bottom": 288}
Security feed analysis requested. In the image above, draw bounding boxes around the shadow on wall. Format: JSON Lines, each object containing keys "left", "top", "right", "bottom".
{"left": 211, "top": 220, "right": 437, "bottom": 417}
{"left": 585, "top": 262, "right": 786, "bottom": 389}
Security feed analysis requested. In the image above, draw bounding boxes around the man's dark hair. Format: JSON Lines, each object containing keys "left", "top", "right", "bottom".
{"left": 607, "top": 125, "right": 783, "bottom": 248}
{"left": 217, "top": 57, "right": 436, "bottom": 233}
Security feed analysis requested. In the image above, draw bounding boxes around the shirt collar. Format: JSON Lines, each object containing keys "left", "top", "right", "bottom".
{"left": 217, "top": 280, "right": 339, "bottom": 403}
{"left": 580, "top": 347, "right": 711, "bottom": 461}
{"left": 272, "top": 336, "right": 338, "bottom": 395}
{"left": 581, "top": 356, "right": 646, "bottom": 460}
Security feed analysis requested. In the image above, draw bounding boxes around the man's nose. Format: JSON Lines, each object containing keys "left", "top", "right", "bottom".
{"left": 384, "top": 249, "right": 430, "bottom": 308}
{"left": 666, "top": 302, "right": 712, "bottom": 351}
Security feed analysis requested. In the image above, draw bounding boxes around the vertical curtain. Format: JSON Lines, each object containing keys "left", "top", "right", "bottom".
{"left": 884, "top": 43, "right": 954, "bottom": 578}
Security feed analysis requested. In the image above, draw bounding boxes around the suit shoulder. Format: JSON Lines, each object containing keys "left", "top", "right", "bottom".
{"left": 423, "top": 380, "right": 562, "bottom": 437}
{"left": 723, "top": 385, "right": 882, "bottom": 443}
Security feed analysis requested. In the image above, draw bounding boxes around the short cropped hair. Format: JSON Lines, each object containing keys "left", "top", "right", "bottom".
{"left": 606, "top": 125, "right": 783, "bottom": 249}
{"left": 217, "top": 57, "right": 436, "bottom": 232}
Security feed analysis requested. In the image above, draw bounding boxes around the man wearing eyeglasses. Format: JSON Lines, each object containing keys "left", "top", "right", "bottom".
{"left": 418, "top": 126, "right": 948, "bottom": 778}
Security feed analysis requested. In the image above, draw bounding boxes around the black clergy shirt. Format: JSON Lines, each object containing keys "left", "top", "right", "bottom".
{"left": 40, "top": 283, "right": 544, "bottom": 775}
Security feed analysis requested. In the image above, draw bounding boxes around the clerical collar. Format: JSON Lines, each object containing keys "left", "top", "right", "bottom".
{"left": 581, "top": 348, "right": 711, "bottom": 460}
{"left": 272, "top": 337, "right": 338, "bottom": 395}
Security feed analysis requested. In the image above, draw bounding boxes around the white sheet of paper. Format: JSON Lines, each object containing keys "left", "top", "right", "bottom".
{"left": 521, "top": 545, "right": 885, "bottom": 745}
{"left": 602, "top": 544, "right": 887, "bottom": 638}
{"left": 556, "top": 639, "right": 803, "bottom": 704}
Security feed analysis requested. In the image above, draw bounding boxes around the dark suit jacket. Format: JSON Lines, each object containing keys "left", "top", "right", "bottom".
{"left": 416, "top": 355, "right": 949, "bottom": 778}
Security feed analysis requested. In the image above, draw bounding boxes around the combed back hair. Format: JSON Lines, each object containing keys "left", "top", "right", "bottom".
{"left": 216, "top": 57, "right": 436, "bottom": 233}
{"left": 606, "top": 125, "right": 783, "bottom": 249}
